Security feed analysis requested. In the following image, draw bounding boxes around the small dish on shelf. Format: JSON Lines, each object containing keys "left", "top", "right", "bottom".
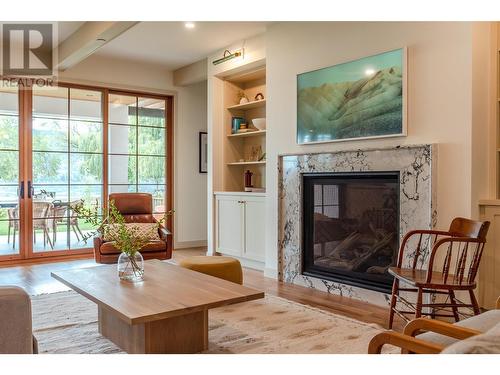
{"left": 252, "top": 118, "right": 266, "bottom": 130}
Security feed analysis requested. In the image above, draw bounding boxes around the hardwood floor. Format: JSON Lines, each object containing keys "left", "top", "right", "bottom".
{"left": 0, "top": 247, "right": 403, "bottom": 330}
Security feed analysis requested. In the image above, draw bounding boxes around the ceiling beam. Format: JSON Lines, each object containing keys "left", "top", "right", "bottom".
{"left": 56, "top": 21, "right": 138, "bottom": 71}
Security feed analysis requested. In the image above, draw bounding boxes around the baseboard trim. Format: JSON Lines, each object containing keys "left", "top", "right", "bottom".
{"left": 213, "top": 253, "right": 264, "bottom": 271}
{"left": 264, "top": 267, "right": 278, "bottom": 280}
{"left": 174, "top": 240, "right": 208, "bottom": 249}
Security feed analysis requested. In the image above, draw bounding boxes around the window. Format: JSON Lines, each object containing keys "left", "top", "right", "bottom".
{"left": 108, "top": 93, "right": 168, "bottom": 214}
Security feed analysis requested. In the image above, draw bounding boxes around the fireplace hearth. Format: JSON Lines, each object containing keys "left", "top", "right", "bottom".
{"left": 302, "top": 172, "right": 400, "bottom": 293}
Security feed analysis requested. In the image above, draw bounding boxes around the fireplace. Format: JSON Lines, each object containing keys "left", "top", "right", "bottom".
{"left": 302, "top": 172, "right": 400, "bottom": 293}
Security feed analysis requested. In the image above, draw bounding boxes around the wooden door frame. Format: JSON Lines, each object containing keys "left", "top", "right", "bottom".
{"left": 0, "top": 82, "right": 174, "bottom": 263}
{"left": 0, "top": 85, "right": 27, "bottom": 261}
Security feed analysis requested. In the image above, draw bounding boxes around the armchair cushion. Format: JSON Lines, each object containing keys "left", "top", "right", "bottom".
{"left": 418, "top": 309, "right": 500, "bottom": 347}
{"left": 103, "top": 223, "right": 160, "bottom": 242}
{"left": 442, "top": 322, "right": 500, "bottom": 354}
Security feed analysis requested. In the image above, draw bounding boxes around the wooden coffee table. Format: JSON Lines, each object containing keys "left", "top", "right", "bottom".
{"left": 51, "top": 259, "right": 264, "bottom": 354}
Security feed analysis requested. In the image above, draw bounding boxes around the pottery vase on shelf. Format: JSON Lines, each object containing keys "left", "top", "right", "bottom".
{"left": 239, "top": 97, "right": 249, "bottom": 104}
{"left": 244, "top": 170, "right": 254, "bottom": 192}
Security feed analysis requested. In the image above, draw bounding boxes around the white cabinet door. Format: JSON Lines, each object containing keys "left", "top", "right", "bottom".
{"left": 243, "top": 196, "right": 266, "bottom": 262}
{"left": 216, "top": 195, "right": 244, "bottom": 256}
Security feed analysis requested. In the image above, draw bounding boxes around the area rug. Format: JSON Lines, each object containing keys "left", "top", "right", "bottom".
{"left": 31, "top": 291, "right": 384, "bottom": 354}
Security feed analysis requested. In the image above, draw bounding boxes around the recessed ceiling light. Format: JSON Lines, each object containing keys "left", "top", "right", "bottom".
{"left": 365, "top": 68, "right": 376, "bottom": 76}
{"left": 184, "top": 22, "right": 195, "bottom": 29}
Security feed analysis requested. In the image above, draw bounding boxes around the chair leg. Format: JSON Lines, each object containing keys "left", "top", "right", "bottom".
{"left": 469, "top": 290, "right": 481, "bottom": 315}
{"left": 448, "top": 290, "right": 460, "bottom": 322}
{"left": 388, "top": 279, "right": 399, "bottom": 329}
{"left": 7, "top": 223, "right": 11, "bottom": 244}
{"left": 72, "top": 225, "right": 80, "bottom": 241}
{"left": 76, "top": 223, "right": 84, "bottom": 239}
{"left": 45, "top": 228, "right": 54, "bottom": 249}
{"left": 415, "top": 288, "right": 423, "bottom": 319}
{"left": 12, "top": 227, "right": 16, "bottom": 249}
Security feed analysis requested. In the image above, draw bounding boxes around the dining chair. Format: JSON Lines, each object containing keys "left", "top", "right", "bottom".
{"left": 50, "top": 203, "right": 68, "bottom": 245}
{"left": 388, "top": 217, "right": 490, "bottom": 329}
{"left": 7, "top": 207, "right": 19, "bottom": 248}
{"left": 32, "top": 202, "right": 54, "bottom": 250}
{"left": 68, "top": 199, "right": 84, "bottom": 242}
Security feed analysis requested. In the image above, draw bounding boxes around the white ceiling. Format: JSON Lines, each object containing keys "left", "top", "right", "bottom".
{"left": 58, "top": 22, "right": 85, "bottom": 43}
{"left": 93, "top": 22, "right": 270, "bottom": 70}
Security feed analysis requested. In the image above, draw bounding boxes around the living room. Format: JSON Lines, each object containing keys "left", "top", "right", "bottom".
{"left": 1, "top": 0, "right": 500, "bottom": 372}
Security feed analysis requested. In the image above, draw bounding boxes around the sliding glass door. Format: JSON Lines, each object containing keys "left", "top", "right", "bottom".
{"left": 31, "top": 86, "right": 103, "bottom": 254}
{"left": 0, "top": 84, "right": 172, "bottom": 261}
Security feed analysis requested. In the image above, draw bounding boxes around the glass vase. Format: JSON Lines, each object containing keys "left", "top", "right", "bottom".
{"left": 117, "top": 252, "right": 144, "bottom": 282}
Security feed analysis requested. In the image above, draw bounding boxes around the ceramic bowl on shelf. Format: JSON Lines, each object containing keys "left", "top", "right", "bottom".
{"left": 252, "top": 118, "right": 266, "bottom": 130}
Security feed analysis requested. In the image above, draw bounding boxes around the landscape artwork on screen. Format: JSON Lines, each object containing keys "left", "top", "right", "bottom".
{"left": 297, "top": 48, "right": 406, "bottom": 144}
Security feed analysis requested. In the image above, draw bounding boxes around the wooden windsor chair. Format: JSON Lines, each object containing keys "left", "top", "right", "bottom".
{"left": 388, "top": 217, "right": 490, "bottom": 329}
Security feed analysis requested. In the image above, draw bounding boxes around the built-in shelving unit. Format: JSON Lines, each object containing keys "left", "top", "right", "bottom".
{"left": 208, "top": 45, "right": 267, "bottom": 266}
{"left": 219, "top": 65, "right": 267, "bottom": 193}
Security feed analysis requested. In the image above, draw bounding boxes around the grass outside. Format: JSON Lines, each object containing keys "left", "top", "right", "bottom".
{"left": 0, "top": 219, "right": 96, "bottom": 236}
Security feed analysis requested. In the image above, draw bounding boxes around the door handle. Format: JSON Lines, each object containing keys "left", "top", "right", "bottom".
{"left": 19, "top": 180, "right": 24, "bottom": 199}
{"left": 28, "top": 180, "right": 33, "bottom": 199}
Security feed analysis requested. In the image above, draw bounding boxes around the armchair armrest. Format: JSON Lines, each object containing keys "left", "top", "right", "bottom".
{"left": 93, "top": 235, "right": 104, "bottom": 263}
{"left": 368, "top": 331, "right": 444, "bottom": 354}
{"left": 404, "top": 318, "right": 482, "bottom": 340}
{"left": 0, "top": 286, "right": 34, "bottom": 354}
{"left": 158, "top": 225, "right": 171, "bottom": 241}
{"left": 93, "top": 235, "right": 103, "bottom": 247}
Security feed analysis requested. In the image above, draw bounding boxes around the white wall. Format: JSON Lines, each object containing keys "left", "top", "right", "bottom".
{"left": 174, "top": 80, "right": 208, "bottom": 248}
{"left": 265, "top": 22, "right": 483, "bottom": 274}
{"left": 60, "top": 54, "right": 208, "bottom": 248}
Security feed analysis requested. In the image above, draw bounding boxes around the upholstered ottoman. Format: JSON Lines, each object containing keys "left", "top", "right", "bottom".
{"left": 178, "top": 256, "right": 243, "bottom": 284}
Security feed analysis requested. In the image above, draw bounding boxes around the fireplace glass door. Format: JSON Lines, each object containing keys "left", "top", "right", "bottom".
{"left": 302, "top": 172, "right": 400, "bottom": 292}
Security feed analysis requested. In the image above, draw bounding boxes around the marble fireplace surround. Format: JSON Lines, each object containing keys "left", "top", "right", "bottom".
{"left": 278, "top": 144, "right": 437, "bottom": 306}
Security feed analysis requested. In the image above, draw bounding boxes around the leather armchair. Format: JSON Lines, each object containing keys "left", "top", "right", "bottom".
{"left": 0, "top": 286, "right": 37, "bottom": 354}
{"left": 93, "top": 193, "right": 172, "bottom": 264}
